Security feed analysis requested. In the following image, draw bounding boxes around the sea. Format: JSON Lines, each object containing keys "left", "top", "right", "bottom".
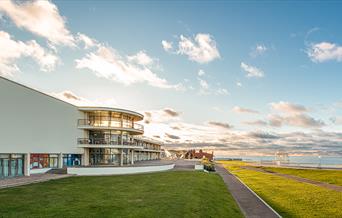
{"left": 215, "top": 155, "right": 342, "bottom": 169}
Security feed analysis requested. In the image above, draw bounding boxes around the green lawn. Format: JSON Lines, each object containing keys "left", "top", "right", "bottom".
{"left": 0, "top": 171, "right": 242, "bottom": 218}
{"left": 262, "top": 166, "right": 342, "bottom": 186}
{"left": 220, "top": 161, "right": 342, "bottom": 218}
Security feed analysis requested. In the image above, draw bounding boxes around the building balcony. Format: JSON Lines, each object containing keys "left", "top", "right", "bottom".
{"left": 77, "top": 119, "right": 144, "bottom": 134}
{"left": 77, "top": 138, "right": 143, "bottom": 149}
{"left": 77, "top": 138, "right": 161, "bottom": 151}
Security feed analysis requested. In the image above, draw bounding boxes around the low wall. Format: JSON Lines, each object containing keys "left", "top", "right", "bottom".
{"left": 30, "top": 168, "right": 51, "bottom": 174}
{"left": 195, "top": 164, "right": 204, "bottom": 170}
{"left": 67, "top": 164, "right": 175, "bottom": 176}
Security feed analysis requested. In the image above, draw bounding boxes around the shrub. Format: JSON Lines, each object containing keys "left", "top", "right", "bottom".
{"left": 202, "top": 158, "right": 216, "bottom": 172}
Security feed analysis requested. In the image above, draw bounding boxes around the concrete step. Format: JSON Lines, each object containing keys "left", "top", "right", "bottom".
{"left": 46, "top": 168, "right": 67, "bottom": 174}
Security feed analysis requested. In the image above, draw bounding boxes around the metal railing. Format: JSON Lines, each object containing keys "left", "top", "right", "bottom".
{"left": 77, "top": 138, "right": 161, "bottom": 150}
{"left": 77, "top": 119, "right": 144, "bottom": 131}
{"left": 77, "top": 138, "right": 140, "bottom": 146}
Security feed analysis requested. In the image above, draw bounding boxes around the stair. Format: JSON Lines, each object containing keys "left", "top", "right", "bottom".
{"left": 46, "top": 168, "right": 68, "bottom": 174}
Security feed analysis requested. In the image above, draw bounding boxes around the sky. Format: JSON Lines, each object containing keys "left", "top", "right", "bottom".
{"left": 0, "top": 0, "right": 341, "bottom": 156}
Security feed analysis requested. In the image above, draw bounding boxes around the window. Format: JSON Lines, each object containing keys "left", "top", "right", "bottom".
{"left": 63, "top": 154, "right": 82, "bottom": 167}
{"left": 30, "top": 154, "right": 58, "bottom": 169}
{"left": 0, "top": 154, "right": 24, "bottom": 178}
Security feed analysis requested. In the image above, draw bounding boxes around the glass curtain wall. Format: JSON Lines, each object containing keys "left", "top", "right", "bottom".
{"left": 86, "top": 111, "right": 134, "bottom": 128}
{"left": 88, "top": 130, "right": 136, "bottom": 145}
{"left": 89, "top": 148, "right": 121, "bottom": 165}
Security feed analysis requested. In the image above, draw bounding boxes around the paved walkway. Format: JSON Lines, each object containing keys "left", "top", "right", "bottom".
{"left": 216, "top": 165, "right": 280, "bottom": 218}
{"left": 0, "top": 174, "right": 71, "bottom": 189}
{"left": 243, "top": 166, "right": 342, "bottom": 192}
{"left": 173, "top": 159, "right": 200, "bottom": 170}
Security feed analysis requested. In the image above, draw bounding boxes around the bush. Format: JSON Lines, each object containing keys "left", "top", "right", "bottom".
{"left": 202, "top": 158, "right": 216, "bottom": 172}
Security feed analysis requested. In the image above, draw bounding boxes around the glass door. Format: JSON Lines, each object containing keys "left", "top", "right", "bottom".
{"left": 10, "top": 159, "right": 17, "bottom": 177}
{"left": 3, "top": 159, "right": 9, "bottom": 177}
{"left": 0, "top": 159, "right": 3, "bottom": 178}
{"left": 17, "top": 158, "right": 23, "bottom": 176}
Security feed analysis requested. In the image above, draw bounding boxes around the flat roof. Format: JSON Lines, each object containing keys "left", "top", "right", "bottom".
{"left": 78, "top": 106, "right": 144, "bottom": 121}
{"left": 0, "top": 76, "right": 144, "bottom": 122}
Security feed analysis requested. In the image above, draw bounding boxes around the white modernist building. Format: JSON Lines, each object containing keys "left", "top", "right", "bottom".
{"left": 0, "top": 76, "right": 162, "bottom": 178}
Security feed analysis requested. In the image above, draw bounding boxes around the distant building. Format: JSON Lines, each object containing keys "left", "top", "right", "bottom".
{"left": 275, "top": 151, "right": 289, "bottom": 165}
{"left": 185, "top": 149, "right": 214, "bottom": 161}
{"left": 164, "top": 150, "right": 187, "bottom": 159}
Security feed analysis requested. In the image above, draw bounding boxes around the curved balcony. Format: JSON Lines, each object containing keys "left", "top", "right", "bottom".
{"left": 77, "top": 138, "right": 161, "bottom": 151}
{"left": 77, "top": 119, "right": 144, "bottom": 134}
{"left": 78, "top": 107, "right": 144, "bottom": 121}
{"left": 77, "top": 138, "right": 144, "bottom": 149}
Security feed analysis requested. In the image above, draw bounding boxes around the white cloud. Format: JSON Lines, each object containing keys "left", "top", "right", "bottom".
{"left": 266, "top": 102, "right": 324, "bottom": 128}
{"left": 143, "top": 108, "right": 181, "bottom": 124}
{"left": 208, "top": 121, "right": 232, "bottom": 129}
{"left": 197, "top": 77, "right": 229, "bottom": 96}
{"left": 75, "top": 46, "right": 182, "bottom": 89}
{"left": 143, "top": 109, "right": 233, "bottom": 144}
{"left": 198, "top": 69, "right": 205, "bottom": 76}
{"left": 330, "top": 117, "right": 342, "bottom": 125}
{"left": 177, "top": 33, "right": 220, "bottom": 64}
{"left": 215, "top": 88, "right": 229, "bottom": 96}
{"left": 0, "top": 0, "right": 74, "bottom": 46}
{"left": 198, "top": 78, "right": 209, "bottom": 95}
{"left": 0, "top": 31, "right": 58, "bottom": 76}
{"left": 127, "top": 50, "right": 154, "bottom": 66}
{"left": 240, "top": 62, "right": 264, "bottom": 78}
{"left": 76, "top": 33, "right": 97, "bottom": 49}
{"left": 250, "top": 44, "right": 267, "bottom": 57}
{"left": 244, "top": 120, "right": 268, "bottom": 126}
{"left": 52, "top": 90, "right": 117, "bottom": 107}
{"left": 143, "top": 110, "right": 340, "bottom": 156}
{"left": 270, "top": 101, "right": 307, "bottom": 114}
{"left": 268, "top": 114, "right": 325, "bottom": 128}
{"left": 161, "top": 40, "right": 173, "bottom": 52}
{"left": 233, "top": 106, "right": 259, "bottom": 114}
{"left": 307, "top": 42, "right": 342, "bottom": 62}
{"left": 236, "top": 81, "right": 242, "bottom": 87}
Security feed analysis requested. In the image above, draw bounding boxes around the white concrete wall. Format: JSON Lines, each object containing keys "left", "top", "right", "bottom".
{"left": 67, "top": 164, "right": 175, "bottom": 175}
{"left": 195, "top": 164, "right": 204, "bottom": 170}
{"left": 0, "top": 77, "right": 84, "bottom": 154}
{"left": 30, "top": 168, "right": 52, "bottom": 174}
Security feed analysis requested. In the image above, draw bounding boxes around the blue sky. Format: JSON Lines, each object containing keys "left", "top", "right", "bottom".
{"left": 0, "top": 0, "right": 341, "bottom": 156}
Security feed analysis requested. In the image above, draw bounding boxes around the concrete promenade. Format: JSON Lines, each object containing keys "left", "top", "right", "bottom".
{"left": 0, "top": 174, "right": 71, "bottom": 189}
{"left": 216, "top": 165, "right": 281, "bottom": 218}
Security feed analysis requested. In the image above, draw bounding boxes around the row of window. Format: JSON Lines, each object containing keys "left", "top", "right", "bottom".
{"left": 30, "top": 154, "right": 82, "bottom": 169}
{"left": 88, "top": 149, "right": 160, "bottom": 165}
{"left": 87, "top": 131, "right": 161, "bottom": 150}
{"left": 1, "top": 151, "right": 160, "bottom": 178}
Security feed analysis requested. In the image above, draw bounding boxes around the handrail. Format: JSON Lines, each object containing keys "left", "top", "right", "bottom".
{"left": 77, "top": 119, "right": 144, "bottom": 131}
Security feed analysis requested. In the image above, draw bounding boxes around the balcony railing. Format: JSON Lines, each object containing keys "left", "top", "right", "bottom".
{"left": 77, "top": 138, "right": 161, "bottom": 150}
{"left": 78, "top": 138, "right": 140, "bottom": 146}
{"left": 77, "top": 119, "right": 144, "bottom": 131}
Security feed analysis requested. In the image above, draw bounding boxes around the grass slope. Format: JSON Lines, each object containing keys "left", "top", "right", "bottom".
{"left": 0, "top": 171, "right": 242, "bottom": 218}
{"left": 262, "top": 167, "right": 342, "bottom": 186}
{"left": 220, "top": 161, "right": 342, "bottom": 218}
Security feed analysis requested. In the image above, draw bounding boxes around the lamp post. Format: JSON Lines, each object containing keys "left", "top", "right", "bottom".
{"left": 318, "top": 155, "right": 322, "bottom": 168}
